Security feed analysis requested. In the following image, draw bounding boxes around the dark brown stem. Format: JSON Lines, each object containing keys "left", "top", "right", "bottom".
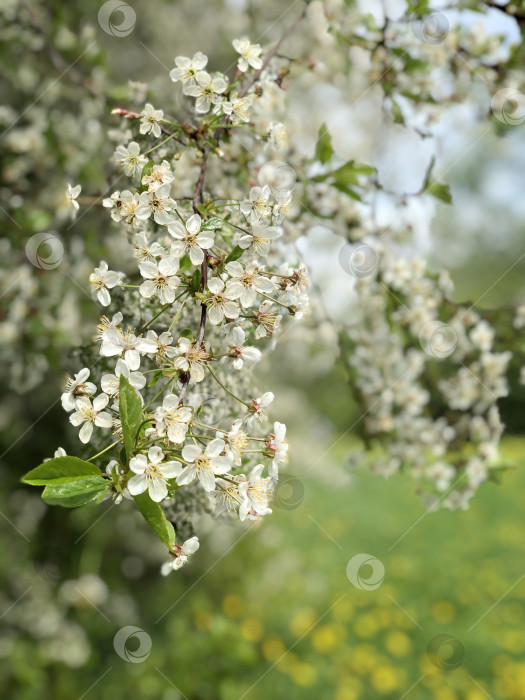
{"left": 178, "top": 148, "right": 211, "bottom": 406}
{"left": 178, "top": 10, "right": 308, "bottom": 405}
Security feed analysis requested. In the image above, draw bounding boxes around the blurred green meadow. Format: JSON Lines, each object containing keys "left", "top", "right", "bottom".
{"left": 3, "top": 428, "right": 525, "bottom": 700}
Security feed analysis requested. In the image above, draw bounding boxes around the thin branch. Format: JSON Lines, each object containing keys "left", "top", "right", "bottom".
{"left": 239, "top": 3, "right": 308, "bottom": 97}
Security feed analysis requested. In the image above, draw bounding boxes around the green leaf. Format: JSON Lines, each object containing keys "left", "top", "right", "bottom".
{"left": 315, "top": 123, "right": 334, "bottom": 164}
{"left": 190, "top": 269, "right": 201, "bottom": 293}
{"left": 119, "top": 375, "right": 143, "bottom": 459}
{"left": 179, "top": 328, "right": 193, "bottom": 340}
{"left": 148, "top": 371, "right": 163, "bottom": 387}
{"left": 391, "top": 98, "right": 405, "bottom": 125}
{"left": 487, "top": 460, "right": 516, "bottom": 485}
{"left": 42, "top": 476, "right": 108, "bottom": 508}
{"left": 133, "top": 491, "right": 175, "bottom": 548}
{"left": 333, "top": 182, "right": 362, "bottom": 201}
{"left": 201, "top": 217, "right": 224, "bottom": 231}
{"left": 178, "top": 254, "right": 193, "bottom": 274}
{"left": 407, "top": 0, "right": 430, "bottom": 17}
{"left": 22, "top": 457, "right": 101, "bottom": 486}
{"left": 141, "top": 160, "right": 155, "bottom": 179}
{"left": 427, "top": 181, "right": 452, "bottom": 204}
{"left": 331, "top": 160, "right": 376, "bottom": 186}
{"left": 224, "top": 245, "right": 244, "bottom": 265}
{"left": 312, "top": 160, "right": 376, "bottom": 200}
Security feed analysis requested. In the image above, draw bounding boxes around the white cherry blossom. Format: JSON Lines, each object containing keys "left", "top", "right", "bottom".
{"left": 100, "top": 328, "right": 157, "bottom": 371}
{"left": 89, "top": 261, "right": 121, "bottom": 307}
{"left": 173, "top": 337, "right": 209, "bottom": 382}
{"left": 155, "top": 394, "right": 192, "bottom": 444}
{"left": 139, "top": 103, "right": 164, "bottom": 139}
{"left": 69, "top": 394, "right": 113, "bottom": 444}
{"left": 141, "top": 160, "right": 174, "bottom": 192}
{"left": 114, "top": 142, "right": 147, "bottom": 178}
{"left": 169, "top": 52, "right": 208, "bottom": 85}
{"left": 239, "top": 224, "right": 281, "bottom": 257}
{"left": 66, "top": 183, "right": 81, "bottom": 216}
{"left": 240, "top": 185, "right": 272, "bottom": 223}
{"left": 232, "top": 38, "right": 263, "bottom": 72}
{"left": 177, "top": 439, "right": 232, "bottom": 491}
{"left": 238, "top": 464, "right": 273, "bottom": 521}
{"left": 205, "top": 277, "right": 239, "bottom": 325}
{"left": 161, "top": 536, "right": 200, "bottom": 575}
{"left": 135, "top": 183, "right": 177, "bottom": 225}
{"left": 139, "top": 256, "right": 181, "bottom": 304}
{"left": 101, "top": 359, "right": 146, "bottom": 399}
{"left": 127, "top": 446, "right": 181, "bottom": 502}
{"left": 61, "top": 368, "right": 96, "bottom": 412}
{"left": 168, "top": 213, "right": 214, "bottom": 265}
{"left": 225, "top": 261, "right": 276, "bottom": 308}
{"left": 227, "top": 326, "right": 261, "bottom": 370}
{"left": 183, "top": 71, "right": 228, "bottom": 113}
{"left": 265, "top": 422, "right": 288, "bottom": 477}
{"left": 246, "top": 392, "right": 274, "bottom": 431}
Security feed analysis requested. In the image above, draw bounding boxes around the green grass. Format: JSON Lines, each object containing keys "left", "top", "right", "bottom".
{"left": 4, "top": 437, "right": 525, "bottom": 700}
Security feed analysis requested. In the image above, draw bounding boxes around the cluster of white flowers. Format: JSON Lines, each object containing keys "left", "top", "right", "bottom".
{"left": 345, "top": 246, "right": 510, "bottom": 509}
{"left": 35, "top": 30, "right": 309, "bottom": 574}
{"left": 286, "top": 1, "right": 524, "bottom": 509}
{"left": 0, "top": 9, "right": 108, "bottom": 396}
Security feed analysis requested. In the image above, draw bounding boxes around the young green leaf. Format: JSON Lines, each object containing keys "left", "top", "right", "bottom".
{"left": 42, "top": 476, "right": 108, "bottom": 508}
{"left": 148, "top": 370, "right": 163, "bottom": 387}
{"left": 224, "top": 245, "right": 244, "bottom": 265}
{"left": 315, "top": 123, "right": 334, "bottom": 164}
{"left": 427, "top": 181, "right": 453, "bottom": 204}
{"left": 133, "top": 491, "right": 175, "bottom": 549}
{"left": 179, "top": 328, "right": 194, "bottom": 340}
{"left": 190, "top": 268, "right": 201, "bottom": 293}
{"left": 141, "top": 160, "right": 155, "bottom": 179}
{"left": 201, "top": 217, "right": 224, "bottom": 231}
{"left": 178, "top": 254, "right": 193, "bottom": 274}
{"left": 331, "top": 160, "right": 376, "bottom": 186}
{"left": 119, "top": 375, "right": 143, "bottom": 459}
{"left": 22, "top": 457, "right": 101, "bottom": 486}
